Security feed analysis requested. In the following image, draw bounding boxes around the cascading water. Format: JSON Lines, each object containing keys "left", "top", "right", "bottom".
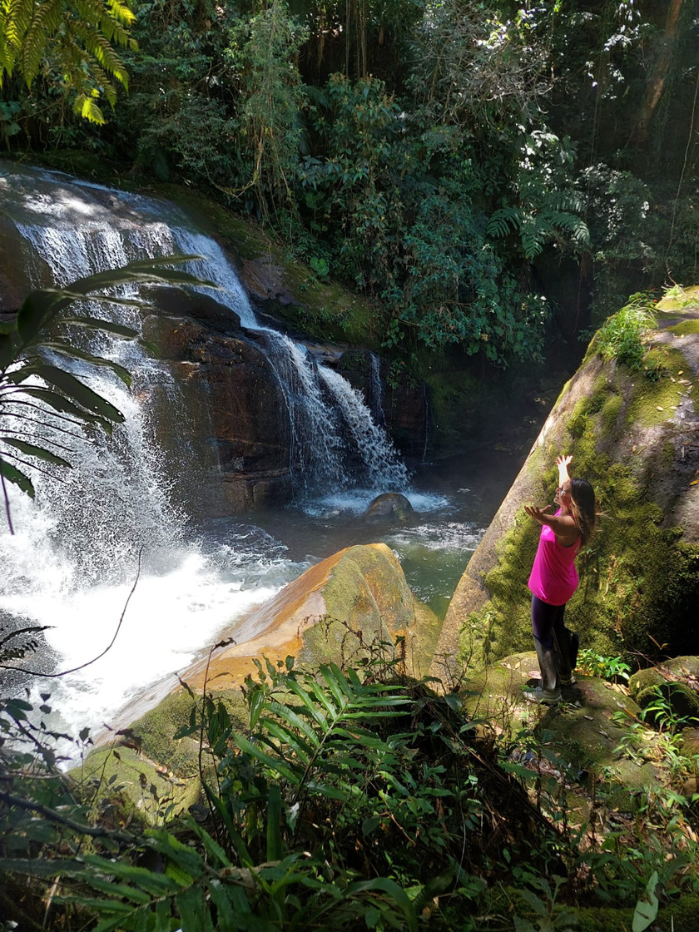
{"left": 0, "top": 162, "right": 412, "bottom": 746}
{"left": 318, "top": 366, "right": 409, "bottom": 489}
{"left": 368, "top": 352, "right": 386, "bottom": 427}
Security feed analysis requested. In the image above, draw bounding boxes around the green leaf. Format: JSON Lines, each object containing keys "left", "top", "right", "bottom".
{"left": 189, "top": 823, "right": 231, "bottom": 869}
{"left": 632, "top": 871, "right": 659, "bottom": 932}
{"left": 20, "top": 387, "right": 111, "bottom": 429}
{"left": 83, "top": 855, "right": 181, "bottom": 895}
{"left": 119, "top": 254, "right": 203, "bottom": 270}
{"left": 82, "top": 876, "right": 152, "bottom": 905}
{"left": 0, "top": 459, "right": 35, "bottom": 497}
{"left": 152, "top": 830, "right": 206, "bottom": 879}
{"left": 16, "top": 290, "right": 61, "bottom": 345}
{"left": 0, "top": 857, "right": 77, "bottom": 877}
{"left": 0, "top": 333, "right": 14, "bottom": 369}
{"left": 63, "top": 316, "right": 139, "bottom": 338}
{"left": 346, "top": 877, "right": 418, "bottom": 932}
{"left": 208, "top": 880, "right": 240, "bottom": 932}
{"left": 259, "top": 719, "right": 312, "bottom": 764}
{"left": 2, "top": 438, "right": 72, "bottom": 468}
{"left": 43, "top": 341, "right": 132, "bottom": 386}
{"left": 266, "top": 784, "right": 283, "bottom": 863}
{"left": 267, "top": 700, "right": 321, "bottom": 745}
{"left": 233, "top": 734, "right": 298, "bottom": 783}
{"left": 32, "top": 365, "right": 124, "bottom": 423}
{"left": 176, "top": 886, "right": 215, "bottom": 932}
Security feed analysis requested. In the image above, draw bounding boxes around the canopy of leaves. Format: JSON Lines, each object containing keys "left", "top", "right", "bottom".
{"left": 0, "top": 0, "right": 138, "bottom": 122}
{"left": 1, "top": 0, "right": 697, "bottom": 364}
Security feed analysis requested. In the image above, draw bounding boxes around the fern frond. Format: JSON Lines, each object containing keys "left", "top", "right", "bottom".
{"left": 105, "top": 0, "right": 134, "bottom": 28}
{"left": 6, "top": 0, "right": 34, "bottom": 48}
{"left": 22, "top": 0, "right": 65, "bottom": 83}
{"left": 71, "top": 0, "right": 104, "bottom": 24}
{"left": 72, "top": 91, "right": 106, "bottom": 123}
{"left": 70, "top": 18, "right": 128, "bottom": 85}
{"left": 487, "top": 206, "right": 522, "bottom": 239}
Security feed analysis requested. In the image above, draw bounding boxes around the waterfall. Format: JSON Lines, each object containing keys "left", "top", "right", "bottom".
{"left": 368, "top": 352, "right": 386, "bottom": 427}
{"left": 261, "top": 334, "right": 349, "bottom": 491}
{"left": 2, "top": 163, "right": 407, "bottom": 498}
{"left": 0, "top": 162, "right": 412, "bottom": 742}
{"left": 318, "top": 366, "right": 409, "bottom": 489}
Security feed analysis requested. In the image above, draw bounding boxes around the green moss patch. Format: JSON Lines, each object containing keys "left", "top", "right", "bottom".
{"left": 629, "top": 656, "right": 699, "bottom": 723}
{"left": 626, "top": 347, "right": 690, "bottom": 428}
{"left": 127, "top": 688, "right": 249, "bottom": 779}
{"left": 72, "top": 746, "right": 201, "bottom": 825}
{"left": 669, "top": 318, "right": 699, "bottom": 335}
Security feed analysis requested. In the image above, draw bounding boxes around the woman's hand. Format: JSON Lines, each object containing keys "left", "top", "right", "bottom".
{"left": 556, "top": 454, "right": 572, "bottom": 485}
{"left": 524, "top": 504, "right": 553, "bottom": 526}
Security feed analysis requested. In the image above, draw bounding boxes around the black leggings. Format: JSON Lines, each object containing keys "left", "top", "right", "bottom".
{"left": 531, "top": 594, "right": 567, "bottom": 648}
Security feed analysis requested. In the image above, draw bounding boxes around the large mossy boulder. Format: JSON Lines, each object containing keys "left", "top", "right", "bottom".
{"left": 181, "top": 543, "right": 441, "bottom": 692}
{"left": 432, "top": 291, "right": 699, "bottom": 682}
{"left": 628, "top": 656, "right": 699, "bottom": 723}
{"left": 72, "top": 745, "right": 202, "bottom": 825}
{"left": 79, "top": 544, "right": 441, "bottom": 819}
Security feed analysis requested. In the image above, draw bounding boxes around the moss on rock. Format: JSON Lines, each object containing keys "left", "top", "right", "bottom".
{"left": 73, "top": 746, "right": 201, "bottom": 825}
{"left": 127, "top": 688, "right": 249, "bottom": 778}
{"left": 628, "top": 656, "right": 699, "bottom": 723}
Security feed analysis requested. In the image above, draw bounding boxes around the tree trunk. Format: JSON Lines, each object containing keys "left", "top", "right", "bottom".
{"left": 630, "top": 0, "right": 685, "bottom": 145}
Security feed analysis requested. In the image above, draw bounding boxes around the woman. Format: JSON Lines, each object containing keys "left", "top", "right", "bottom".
{"left": 523, "top": 454, "right": 597, "bottom": 705}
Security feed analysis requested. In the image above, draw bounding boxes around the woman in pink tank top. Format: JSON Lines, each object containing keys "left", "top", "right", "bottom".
{"left": 522, "top": 454, "right": 597, "bottom": 705}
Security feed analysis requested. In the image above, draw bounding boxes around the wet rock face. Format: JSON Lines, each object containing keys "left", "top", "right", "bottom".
{"left": 144, "top": 287, "right": 292, "bottom": 513}
{"left": 0, "top": 216, "right": 31, "bottom": 314}
{"left": 178, "top": 543, "right": 439, "bottom": 691}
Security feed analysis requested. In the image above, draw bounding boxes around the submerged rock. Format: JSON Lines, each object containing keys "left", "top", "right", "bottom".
{"left": 363, "top": 492, "right": 415, "bottom": 522}
{"left": 432, "top": 291, "right": 699, "bottom": 682}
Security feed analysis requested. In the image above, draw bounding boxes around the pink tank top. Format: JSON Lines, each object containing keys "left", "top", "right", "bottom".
{"left": 528, "top": 513, "right": 581, "bottom": 606}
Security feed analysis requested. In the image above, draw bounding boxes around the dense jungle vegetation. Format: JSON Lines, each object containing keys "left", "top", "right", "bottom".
{"left": 2, "top": 0, "right": 698, "bottom": 373}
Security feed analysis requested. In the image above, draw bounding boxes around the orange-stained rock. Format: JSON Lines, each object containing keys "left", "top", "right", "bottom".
{"left": 181, "top": 543, "right": 439, "bottom": 691}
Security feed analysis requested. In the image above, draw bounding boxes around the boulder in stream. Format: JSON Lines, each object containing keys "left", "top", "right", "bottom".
{"left": 363, "top": 492, "right": 415, "bottom": 522}
{"left": 78, "top": 543, "right": 442, "bottom": 811}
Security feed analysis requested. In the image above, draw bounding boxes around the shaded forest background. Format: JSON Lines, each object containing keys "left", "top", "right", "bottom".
{"left": 1, "top": 0, "right": 698, "bottom": 376}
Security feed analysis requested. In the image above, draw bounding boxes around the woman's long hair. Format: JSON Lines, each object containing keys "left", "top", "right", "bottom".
{"left": 570, "top": 478, "right": 596, "bottom": 547}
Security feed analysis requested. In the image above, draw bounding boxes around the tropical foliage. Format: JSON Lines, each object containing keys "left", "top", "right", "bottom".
{"left": 2, "top": 0, "right": 696, "bottom": 367}
{"left": 0, "top": 0, "right": 138, "bottom": 123}
{"left": 1, "top": 652, "right": 699, "bottom": 930}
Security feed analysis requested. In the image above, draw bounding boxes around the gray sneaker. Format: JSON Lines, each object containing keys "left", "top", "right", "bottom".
{"left": 559, "top": 674, "right": 577, "bottom": 687}
{"left": 523, "top": 686, "right": 561, "bottom": 705}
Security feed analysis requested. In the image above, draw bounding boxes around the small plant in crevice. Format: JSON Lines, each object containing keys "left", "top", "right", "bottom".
{"left": 577, "top": 649, "right": 631, "bottom": 683}
{"left": 595, "top": 294, "right": 656, "bottom": 371}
